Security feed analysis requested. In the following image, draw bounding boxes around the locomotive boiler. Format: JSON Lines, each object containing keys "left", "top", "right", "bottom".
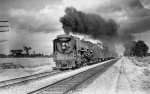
{"left": 53, "top": 34, "right": 117, "bottom": 70}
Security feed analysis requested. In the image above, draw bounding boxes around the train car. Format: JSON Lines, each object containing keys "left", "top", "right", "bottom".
{"left": 53, "top": 34, "right": 117, "bottom": 70}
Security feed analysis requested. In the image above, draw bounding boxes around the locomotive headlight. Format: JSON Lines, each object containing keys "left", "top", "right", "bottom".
{"left": 62, "top": 46, "right": 66, "bottom": 49}
{"left": 62, "top": 42, "right": 66, "bottom": 49}
{"left": 61, "top": 42, "right": 70, "bottom": 50}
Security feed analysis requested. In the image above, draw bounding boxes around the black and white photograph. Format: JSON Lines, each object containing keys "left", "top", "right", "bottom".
{"left": 0, "top": 0, "right": 150, "bottom": 94}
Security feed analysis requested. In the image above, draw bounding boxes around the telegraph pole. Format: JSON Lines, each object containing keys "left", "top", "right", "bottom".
{"left": 0, "top": 20, "right": 9, "bottom": 42}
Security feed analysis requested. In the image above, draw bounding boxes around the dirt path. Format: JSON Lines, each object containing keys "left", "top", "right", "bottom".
{"left": 71, "top": 57, "right": 148, "bottom": 94}
{"left": 116, "top": 58, "right": 133, "bottom": 94}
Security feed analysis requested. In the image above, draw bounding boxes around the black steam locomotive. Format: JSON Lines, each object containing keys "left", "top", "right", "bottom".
{"left": 53, "top": 34, "right": 117, "bottom": 70}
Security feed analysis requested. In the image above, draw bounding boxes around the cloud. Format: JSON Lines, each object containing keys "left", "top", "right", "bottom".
{"left": 8, "top": 4, "right": 65, "bottom": 33}
{"left": 62, "top": 0, "right": 150, "bottom": 38}
{"left": 63, "top": 0, "right": 110, "bottom": 11}
{"left": 2, "top": 0, "right": 149, "bottom": 35}
{"left": 0, "top": 0, "right": 62, "bottom": 11}
{"left": 61, "top": 0, "right": 150, "bottom": 55}
{"left": 0, "top": 0, "right": 150, "bottom": 54}
{"left": 0, "top": 0, "right": 64, "bottom": 33}
{"left": 141, "top": 0, "right": 150, "bottom": 9}
{"left": 0, "top": 0, "right": 65, "bottom": 54}
{"left": 96, "top": 0, "right": 150, "bottom": 40}
{"left": 120, "top": 16, "right": 150, "bottom": 33}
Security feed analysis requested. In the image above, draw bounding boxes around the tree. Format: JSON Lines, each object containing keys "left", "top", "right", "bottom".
{"left": 23, "top": 46, "right": 32, "bottom": 56}
{"left": 10, "top": 50, "right": 15, "bottom": 56}
{"left": 133, "top": 40, "right": 149, "bottom": 57}
{"left": 10, "top": 49, "right": 23, "bottom": 57}
{"left": 33, "top": 51, "right": 36, "bottom": 55}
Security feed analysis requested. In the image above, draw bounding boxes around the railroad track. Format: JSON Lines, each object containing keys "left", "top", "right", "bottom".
{"left": 28, "top": 59, "right": 119, "bottom": 94}
{"left": 0, "top": 70, "right": 62, "bottom": 88}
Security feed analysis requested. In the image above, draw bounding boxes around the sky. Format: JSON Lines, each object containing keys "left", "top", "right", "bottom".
{"left": 0, "top": 0, "right": 150, "bottom": 55}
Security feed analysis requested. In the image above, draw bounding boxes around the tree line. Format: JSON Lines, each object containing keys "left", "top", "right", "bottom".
{"left": 10, "top": 46, "right": 32, "bottom": 57}
{"left": 0, "top": 46, "right": 51, "bottom": 58}
{"left": 124, "top": 40, "right": 149, "bottom": 57}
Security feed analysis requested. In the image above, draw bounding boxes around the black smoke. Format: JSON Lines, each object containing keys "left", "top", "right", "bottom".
{"left": 60, "top": 7, "right": 150, "bottom": 55}
{"left": 123, "top": 40, "right": 136, "bottom": 56}
{"left": 60, "top": 7, "right": 119, "bottom": 41}
{"left": 124, "top": 41, "right": 136, "bottom": 50}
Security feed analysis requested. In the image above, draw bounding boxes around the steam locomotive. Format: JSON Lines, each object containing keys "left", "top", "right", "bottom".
{"left": 53, "top": 34, "right": 117, "bottom": 70}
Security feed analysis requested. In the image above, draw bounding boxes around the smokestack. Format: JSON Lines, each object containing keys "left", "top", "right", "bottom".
{"left": 62, "top": 26, "right": 70, "bottom": 35}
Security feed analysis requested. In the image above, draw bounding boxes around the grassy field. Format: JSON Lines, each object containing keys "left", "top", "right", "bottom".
{"left": 130, "top": 56, "right": 150, "bottom": 93}
{"left": 0, "top": 58, "right": 54, "bottom": 69}
{"left": 0, "top": 58, "right": 55, "bottom": 81}
{"left": 136, "top": 56, "right": 150, "bottom": 64}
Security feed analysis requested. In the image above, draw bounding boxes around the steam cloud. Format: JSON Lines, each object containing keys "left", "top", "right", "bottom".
{"left": 60, "top": 7, "right": 150, "bottom": 55}
{"left": 124, "top": 41, "right": 136, "bottom": 50}
{"left": 123, "top": 40, "right": 136, "bottom": 55}
{"left": 60, "top": 7, "right": 119, "bottom": 41}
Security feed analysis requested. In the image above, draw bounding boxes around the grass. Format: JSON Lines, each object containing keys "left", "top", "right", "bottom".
{"left": 0, "top": 63, "right": 24, "bottom": 69}
{"left": 133, "top": 57, "right": 150, "bottom": 91}
{"left": 0, "top": 58, "right": 54, "bottom": 69}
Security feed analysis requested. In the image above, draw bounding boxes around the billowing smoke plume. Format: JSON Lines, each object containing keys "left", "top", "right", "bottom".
{"left": 60, "top": 7, "right": 119, "bottom": 41}
{"left": 60, "top": 7, "right": 149, "bottom": 55}
{"left": 123, "top": 40, "right": 136, "bottom": 56}
{"left": 124, "top": 41, "right": 136, "bottom": 50}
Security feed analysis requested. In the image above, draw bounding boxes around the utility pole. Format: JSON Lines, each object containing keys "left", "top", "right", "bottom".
{"left": 0, "top": 20, "right": 9, "bottom": 43}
